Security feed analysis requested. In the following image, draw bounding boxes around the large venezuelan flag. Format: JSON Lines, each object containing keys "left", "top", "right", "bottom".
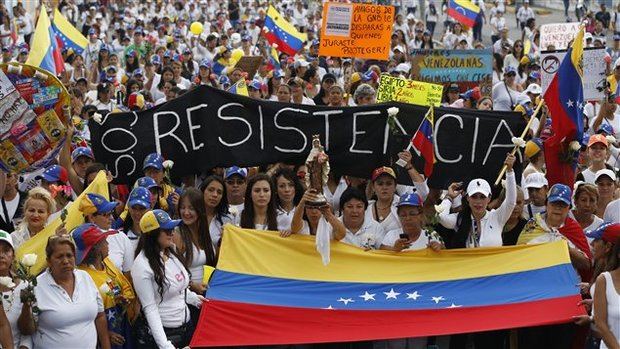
{"left": 263, "top": 5, "right": 307, "bottom": 56}
{"left": 52, "top": 8, "right": 88, "bottom": 56}
{"left": 25, "top": 4, "right": 64, "bottom": 75}
{"left": 191, "top": 225, "right": 583, "bottom": 347}
{"left": 447, "top": 0, "right": 480, "bottom": 28}
{"left": 543, "top": 27, "right": 584, "bottom": 188}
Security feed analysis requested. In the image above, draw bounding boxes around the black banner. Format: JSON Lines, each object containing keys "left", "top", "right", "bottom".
{"left": 89, "top": 85, "right": 525, "bottom": 188}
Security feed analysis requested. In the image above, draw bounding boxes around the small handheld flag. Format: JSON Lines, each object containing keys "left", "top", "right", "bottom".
{"left": 228, "top": 79, "right": 249, "bottom": 97}
{"left": 52, "top": 9, "right": 88, "bottom": 56}
{"left": 411, "top": 106, "right": 436, "bottom": 178}
{"left": 447, "top": 0, "right": 481, "bottom": 28}
{"left": 263, "top": 5, "right": 307, "bottom": 56}
{"left": 25, "top": 4, "right": 64, "bottom": 75}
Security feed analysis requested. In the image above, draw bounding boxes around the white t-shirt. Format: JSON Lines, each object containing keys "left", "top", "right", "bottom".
{"left": 339, "top": 217, "right": 386, "bottom": 249}
{"left": 107, "top": 231, "right": 134, "bottom": 273}
{"left": 365, "top": 196, "right": 401, "bottom": 235}
{"left": 382, "top": 228, "right": 438, "bottom": 251}
{"left": 33, "top": 269, "right": 103, "bottom": 349}
{"left": 604, "top": 199, "right": 620, "bottom": 223}
{"left": 276, "top": 207, "right": 296, "bottom": 232}
{"left": 0, "top": 192, "right": 20, "bottom": 226}
{"left": 2, "top": 280, "right": 32, "bottom": 349}
{"left": 492, "top": 81, "right": 521, "bottom": 111}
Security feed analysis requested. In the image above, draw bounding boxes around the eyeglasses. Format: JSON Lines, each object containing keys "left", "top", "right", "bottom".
{"left": 398, "top": 210, "right": 422, "bottom": 218}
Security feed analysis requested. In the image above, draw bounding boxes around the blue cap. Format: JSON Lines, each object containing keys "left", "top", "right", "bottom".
{"left": 71, "top": 147, "right": 94, "bottom": 163}
{"left": 72, "top": 223, "right": 117, "bottom": 264}
{"left": 163, "top": 50, "right": 172, "bottom": 58}
{"left": 219, "top": 75, "right": 231, "bottom": 86}
{"left": 136, "top": 176, "right": 160, "bottom": 190}
{"left": 242, "top": 35, "right": 251, "bottom": 41}
{"left": 504, "top": 66, "right": 517, "bottom": 74}
{"left": 586, "top": 222, "right": 620, "bottom": 243}
{"left": 140, "top": 209, "right": 181, "bottom": 233}
{"left": 128, "top": 187, "right": 152, "bottom": 209}
{"left": 82, "top": 193, "right": 119, "bottom": 215}
{"left": 311, "top": 39, "right": 320, "bottom": 47}
{"left": 225, "top": 166, "right": 248, "bottom": 179}
{"left": 151, "top": 55, "right": 162, "bottom": 65}
{"left": 88, "top": 28, "right": 97, "bottom": 35}
{"left": 547, "top": 184, "right": 572, "bottom": 206}
{"left": 132, "top": 68, "right": 144, "bottom": 77}
{"left": 199, "top": 59, "right": 211, "bottom": 68}
{"left": 248, "top": 79, "right": 262, "bottom": 90}
{"left": 273, "top": 70, "right": 285, "bottom": 79}
{"left": 581, "top": 134, "right": 590, "bottom": 147}
{"left": 597, "top": 123, "right": 615, "bottom": 136}
{"left": 134, "top": 26, "right": 144, "bottom": 35}
{"left": 396, "top": 193, "right": 423, "bottom": 207}
{"left": 36, "top": 165, "right": 69, "bottom": 183}
{"left": 143, "top": 153, "right": 164, "bottom": 171}
{"left": 100, "top": 44, "right": 109, "bottom": 52}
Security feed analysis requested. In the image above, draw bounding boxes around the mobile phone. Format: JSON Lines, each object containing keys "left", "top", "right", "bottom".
{"left": 399, "top": 234, "right": 408, "bottom": 239}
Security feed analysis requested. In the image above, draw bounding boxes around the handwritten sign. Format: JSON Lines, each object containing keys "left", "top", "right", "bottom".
{"left": 319, "top": 3, "right": 393, "bottom": 60}
{"left": 540, "top": 22, "right": 580, "bottom": 51}
{"left": 540, "top": 48, "right": 606, "bottom": 101}
{"left": 376, "top": 75, "right": 444, "bottom": 106}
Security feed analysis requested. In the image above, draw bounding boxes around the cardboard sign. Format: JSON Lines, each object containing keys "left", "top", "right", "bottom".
{"left": 540, "top": 22, "right": 580, "bottom": 51}
{"left": 319, "top": 3, "right": 393, "bottom": 60}
{"left": 376, "top": 75, "right": 444, "bottom": 106}
{"left": 234, "top": 56, "right": 263, "bottom": 79}
{"left": 541, "top": 48, "right": 606, "bottom": 101}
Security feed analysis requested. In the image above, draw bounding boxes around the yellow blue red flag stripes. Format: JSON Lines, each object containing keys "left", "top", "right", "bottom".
{"left": 263, "top": 5, "right": 307, "bottom": 56}
{"left": 447, "top": 0, "right": 481, "bottom": 27}
{"left": 25, "top": 4, "right": 64, "bottom": 75}
{"left": 228, "top": 79, "right": 249, "bottom": 96}
{"left": 190, "top": 225, "right": 584, "bottom": 347}
{"left": 52, "top": 8, "right": 88, "bottom": 56}
{"left": 543, "top": 26, "right": 584, "bottom": 188}
{"left": 411, "top": 106, "right": 435, "bottom": 178}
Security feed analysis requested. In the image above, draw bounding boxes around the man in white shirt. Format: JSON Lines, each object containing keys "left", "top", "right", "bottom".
{"left": 522, "top": 173, "right": 548, "bottom": 220}
{"left": 516, "top": 0, "right": 535, "bottom": 30}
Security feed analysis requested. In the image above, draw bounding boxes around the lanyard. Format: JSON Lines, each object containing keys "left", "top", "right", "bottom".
{"left": 469, "top": 218, "right": 481, "bottom": 248}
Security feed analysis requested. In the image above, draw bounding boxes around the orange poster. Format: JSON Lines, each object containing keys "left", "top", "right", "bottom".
{"left": 319, "top": 3, "right": 393, "bottom": 61}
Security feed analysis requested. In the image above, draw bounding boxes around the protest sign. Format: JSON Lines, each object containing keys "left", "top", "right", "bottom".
{"left": 540, "top": 22, "right": 580, "bottom": 51}
{"left": 409, "top": 49, "right": 492, "bottom": 94}
{"left": 376, "top": 75, "right": 444, "bottom": 106}
{"left": 234, "top": 56, "right": 263, "bottom": 80}
{"left": 90, "top": 86, "right": 525, "bottom": 189}
{"left": 0, "top": 63, "right": 70, "bottom": 173}
{"left": 540, "top": 48, "right": 606, "bottom": 101}
{"left": 319, "top": 3, "right": 393, "bottom": 60}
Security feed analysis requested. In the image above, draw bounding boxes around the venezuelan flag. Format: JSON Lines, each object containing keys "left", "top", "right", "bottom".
{"left": 411, "top": 106, "right": 435, "bottom": 178}
{"left": 190, "top": 225, "right": 583, "bottom": 347}
{"left": 543, "top": 26, "right": 584, "bottom": 187}
{"left": 447, "top": 0, "right": 480, "bottom": 28}
{"left": 263, "top": 5, "right": 307, "bottom": 56}
{"left": 25, "top": 4, "right": 64, "bottom": 75}
{"left": 52, "top": 8, "right": 88, "bottom": 56}
{"left": 228, "top": 79, "right": 249, "bottom": 96}
{"left": 268, "top": 45, "right": 281, "bottom": 71}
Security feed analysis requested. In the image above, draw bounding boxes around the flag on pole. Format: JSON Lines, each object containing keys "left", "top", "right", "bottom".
{"left": 228, "top": 79, "right": 249, "bottom": 96}
{"left": 263, "top": 5, "right": 307, "bottom": 56}
{"left": 25, "top": 4, "right": 64, "bottom": 75}
{"left": 267, "top": 45, "right": 281, "bottom": 71}
{"left": 190, "top": 225, "right": 583, "bottom": 347}
{"left": 447, "top": 0, "right": 481, "bottom": 28}
{"left": 411, "top": 106, "right": 436, "bottom": 178}
{"left": 52, "top": 8, "right": 88, "bottom": 55}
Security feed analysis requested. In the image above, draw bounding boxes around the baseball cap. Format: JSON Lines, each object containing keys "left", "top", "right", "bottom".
{"left": 524, "top": 138, "right": 543, "bottom": 159}
{"left": 0, "top": 230, "right": 13, "bottom": 250}
{"left": 395, "top": 63, "right": 410, "bottom": 74}
{"left": 615, "top": 57, "right": 620, "bottom": 68}
{"left": 71, "top": 147, "right": 94, "bottom": 163}
{"left": 132, "top": 68, "right": 144, "bottom": 77}
{"left": 588, "top": 134, "right": 609, "bottom": 148}
{"left": 136, "top": 176, "right": 160, "bottom": 190}
{"left": 586, "top": 222, "right": 620, "bottom": 244}
{"left": 594, "top": 169, "right": 617, "bottom": 183}
{"left": 199, "top": 59, "right": 211, "bottom": 68}
{"left": 72, "top": 223, "right": 117, "bottom": 264}
{"left": 466, "top": 178, "right": 492, "bottom": 197}
{"left": 218, "top": 75, "right": 231, "bottom": 86}
{"left": 322, "top": 73, "right": 337, "bottom": 84}
{"left": 597, "top": 123, "right": 615, "bottom": 136}
{"left": 225, "top": 166, "right": 248, "bottom": 179}
{"left": 36, "top": 165, "right": 69, "bottom": 184}
{"left": 128, "top": 187, "right": 152, "bottom": 209}
{"left": 584, "top": 32, "right": 593, "bottom": 41}
{"left": 459, "top": 87, "right": 482, "bottom": 101}
{"left": 504, "top": 66, "right": 517, "bottom": 75}
{"left": 524, "top": 83, "right": 542, "bottom": 95}
{"left": 447, "top": 83, "right": 459, "bottom": 92}
{"left": 393, "top": 45, "right": 405, "bottom": 53}
{"left": 88, "top": 28, "right": 97, "bottom": 35}
{"left": 143, "top": 153, "right": 164, "bottom": 171}
{"left": 396, "top": 193, "right": 423, "bottom": 207}
{"left": 293, "top": 60, "right": 309, "bottom": 69}
{"left": 140, "top": 209, "right": 181, "bottom": 233}
{"left": 79, "top": 193, "right": 119, "bottom": 215}
{"left": 151, "top": 55, "right": 162, "bottom": 65}
{"left": 547, "top": 183, "right": 572, "bottom": 206}
{"left": 371, "top": 166, "right": 396, "bottom": 181}
{"left": 523, "top": 172, "right": 548, "bottom": 189}
{"left": 248, "top": 79, "right": 262, "bottom": 90}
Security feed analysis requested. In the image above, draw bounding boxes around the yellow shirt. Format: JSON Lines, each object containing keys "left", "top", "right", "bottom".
{"left": 79, "top": 257, "right": 135, "bottom": 310}
{"left": 607, "top": 75, "right": 617, "bottom": 95}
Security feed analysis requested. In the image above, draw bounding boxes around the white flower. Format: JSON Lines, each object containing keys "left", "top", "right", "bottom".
{"left": 387, "top": 107, "right": 399, "bottom": 117}
{"left": 434, "top": 204, "right": 444, "bottom": 214}
{"left": 569, "top": 140, "right": 581, "bottom": 151}
{"left": 162, "top": 160, "right": 174, "bottom": 170}
{"left": 92, "top": 112, "right": 103, "bottom": 125}
{"left": 271, "top": 43, "right": 278, "bottom": 49}
{"left": 0, "top": 276, "right": 15, "bottom": 289}
{"left": 21, "top": 253, "right": 37, "bottom": 267}
{"left": 99, "top": 283, "right": 111, "bottom": 294}
{"left": 511, "top": 137, "right": 526, "bottom": 148}
{"left": 606, "top": 135, "right": 616, "bottom": 144}
{"left": 229, "top": 206, "right": 239, "bottom": 216}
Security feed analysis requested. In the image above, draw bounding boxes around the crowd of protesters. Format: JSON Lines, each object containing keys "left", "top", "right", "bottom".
{"left": 0, "top": 0, "right": 620, "bottom": 348}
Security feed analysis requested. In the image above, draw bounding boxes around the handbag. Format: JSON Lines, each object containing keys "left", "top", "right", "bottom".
{"left": 132, "top": 290, "right": 193, "bottom": 348}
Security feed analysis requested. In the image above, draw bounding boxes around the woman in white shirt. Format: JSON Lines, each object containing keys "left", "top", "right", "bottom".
{"left": 438, "top": 153, "right": 516, "bottom": 248}
{"left": 290, "top": 189, "right": 346, "bottom": 238}
{"left": 173, "top": 188, "right": 217, "bottom": 296}
{"left": 132, "top": 209, "right": 204, "bottom": 349}
{"left": 272, "top": 168, "right": 303, "bottom": 232}
{"left": 239, "top": 174, "right": 279, "bottom": 231}
{"left": 338, "top": 187, "right": 386, "bottom": 250}
{"left": 27, "top": 235, "right": 110, "bottom": 348}
{"left": 0, "top": 231, "right": 32, "bottom": 349}
{"left": 571, "top": 183, "right": 604, "bottom": 237}
{"left": 200, "top": 176, "right": 233, "bottom": 249}
{"left": 116, "top": 187, "right": 152, "bottom": 273}
{"left": 593, "top": 236, "right": 620, "bottom": 349}
{"left": 10, "top": 187, "right": 55, "bottom": 250}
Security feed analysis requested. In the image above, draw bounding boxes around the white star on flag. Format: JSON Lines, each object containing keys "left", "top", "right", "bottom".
{"left": 431, "top": 296, "right": 445, "bottom": 304}
{"left": 406, "top": 291, "right": 421, "bottom": 300}
{"left": 447, "top": 303, "right": 462, "bottom": 308}
{"left": 384, "top": 288, "right": 400, "bottom": 300}
{"left": 577, "top": 102, "right": 583, "bottom": 110}
{"left": 359, "top": 291, "right": 376, "bottom": 301}
{"left": 337, "top": 297, "right": 354, "bottom": 305}
{"left": 322, "top": 305, "right": 334, "bottom": 309}
{"left": 566, "top": 99, "right": 574, "bottom": 108}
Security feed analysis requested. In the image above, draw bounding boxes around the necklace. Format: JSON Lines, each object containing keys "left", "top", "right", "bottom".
{"left": 375, "top": 201, "right": 392, "bottom": 222}
{"left": 1, "top": 284, "right": 15, "bottom": 313}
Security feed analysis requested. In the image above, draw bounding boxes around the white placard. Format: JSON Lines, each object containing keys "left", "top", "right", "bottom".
{"left": 540, "top": 22, "right": 580, "bottom": 50}
{"left": 541, "top": 48, "right": 607, "bottom": 101}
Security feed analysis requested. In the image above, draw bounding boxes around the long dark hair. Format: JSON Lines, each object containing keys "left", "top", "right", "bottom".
{"left": 199, "top": 175, "right": 230, "bottom": 225}
{"left": 157, "top": 66, "right": 174, "bottom": 90}
{"left": 271, "top": 168, "right": 303, "bottom": 210}
{"left": 177, "top": 188, "right": 217, "bottom": 269}
{"left": 452, "top": 200, "right": 472, "bottom": 249}
{"left": 135, "top": 229, "right": 185, "bottom": 301}
{"left": 240, "top": 174, "right": 278, "bottom": 230}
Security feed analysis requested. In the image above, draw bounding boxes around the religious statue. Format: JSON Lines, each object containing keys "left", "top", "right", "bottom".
{"left": 305, "top": 135, "right": 330, "bottom": 207}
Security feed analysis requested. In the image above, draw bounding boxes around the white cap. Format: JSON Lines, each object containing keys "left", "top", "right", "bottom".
{"left": 614, "top": 57, "right": 620, "bottom": 68}
{"left": 230, "top": 33, "right": 241, "bottom": 44}
{"left": 523, "top": 172, "right": 548, "bottom": 189}
{"left": 393, "top": 45, "right": 405, "bottom": 53}
{"left": 584, "top": 32, "right": 593, "bottom": 41}
{"left": 406, "top": 13, "right": 416, "bottom": 20}
{"left": 594, "top": 169, "right": 617, "bottom": 182}
{"left": 0, "top": 230, "right": 13, "bottom": 250}
{"left": 294, "top": 60, "right": 309, "bottom": 69}
{"left": 395, "top": 63, "right": 410, "bottom": 73}
{"left": 524, "top": 83, "right": 542, "bottom": 95}
{"left": 466, "top": 178, "right": 492, "bottom": 197}
{"left": 95, "top": 13, "right": 103, "bottom": 19}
